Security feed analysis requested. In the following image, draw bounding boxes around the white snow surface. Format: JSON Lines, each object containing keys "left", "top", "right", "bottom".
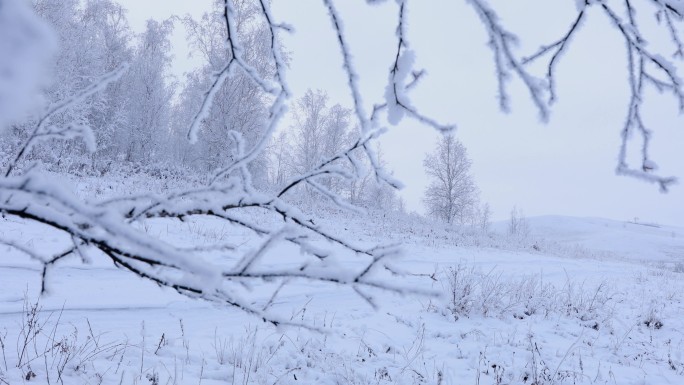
{"left": 493, "top": 215, "right": 684, "bottom": 263}
{"left": 1, "top": 192, "right": 684, "bottom": 384}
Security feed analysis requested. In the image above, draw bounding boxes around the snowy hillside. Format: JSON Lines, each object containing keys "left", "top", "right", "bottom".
{"left": 1, "top": 212, "right": 684, "bottom": 384}
{"left": 492, "top": 215, "right": 684, "bottom": 263}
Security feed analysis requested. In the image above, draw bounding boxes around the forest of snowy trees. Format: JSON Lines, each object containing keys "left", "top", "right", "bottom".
{"left": 0, "top": 0, "right": 404, "bottom": 213}
{"left": 2, "top": 0, "right": 173, "bottom": 174}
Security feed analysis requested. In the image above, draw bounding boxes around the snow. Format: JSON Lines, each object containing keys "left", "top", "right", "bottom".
{"left": 496, "top": 215, "right": 684, "bottom": 263}
{"left": 0, "top": 0, "right": 55, "bottom": 131}
{"left": 385, "top": 49, "right": 416, "bottom": 125}
{"left": 2, "top": 206, "right": 684, "bottom": 384}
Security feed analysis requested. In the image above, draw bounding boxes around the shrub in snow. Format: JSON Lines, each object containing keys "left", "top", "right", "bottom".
{"left": 508, "top": 206, "right": 531, "bottom": 240}
{"left": 440, "top": 262, "right": 615, "bottom": 328}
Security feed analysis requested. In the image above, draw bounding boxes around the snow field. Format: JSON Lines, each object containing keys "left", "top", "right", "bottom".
{"left": 1, "top": 209, "right": 684, "bottom": 384}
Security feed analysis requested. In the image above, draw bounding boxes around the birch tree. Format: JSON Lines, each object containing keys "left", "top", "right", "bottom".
{"left": 119, "top": 19, "right": 175, "bottom": 165}
{"left": 423, "top": 135, "right": 478, "bottom": 224}
{"left": 171, "top": 0, "right": 271, "bottom": 186}
{"left": 286, "top": 89, "right": 354, "bottom": 198}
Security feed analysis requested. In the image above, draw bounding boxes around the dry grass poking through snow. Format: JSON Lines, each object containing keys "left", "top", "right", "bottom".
{"left": 1, "top": 260, "right": 683, "bottom": 385}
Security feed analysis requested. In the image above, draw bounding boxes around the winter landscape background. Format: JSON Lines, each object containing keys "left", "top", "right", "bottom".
{"left": 1, "top": 0, "right": 684, "bottom": 384}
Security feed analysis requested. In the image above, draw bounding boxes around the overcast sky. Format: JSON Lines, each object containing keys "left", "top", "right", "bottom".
{"left": 117, "top": 0, "right": 684, "bottom": 226}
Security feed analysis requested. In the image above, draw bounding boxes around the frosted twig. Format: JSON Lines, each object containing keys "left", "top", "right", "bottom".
{"left": 467, "top": 0, "right": 549, "bottom": 120}
{"left": 322, "top": 0, "right": 370, "bottom": 133}
{"left": 522, "top": 8, "right": 587, "bottom": 103}
{"left": 5, "top": 64, "right": 128, "bottom": 177}
{"left": 602, "top": 1, "right": 680, "bottom": 190}
{"left": 385, "top": 1, "right": 455, "bottom": 132}
{"left": 277, "top": 127, "right": 386, "bottom": 197}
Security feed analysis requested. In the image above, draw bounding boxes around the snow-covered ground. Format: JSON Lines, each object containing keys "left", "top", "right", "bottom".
{"left": 1, "top": 205, "right": 683, "bottom": 384}
{"left": 500, "top": 215, "right": 684, "bottom": 264}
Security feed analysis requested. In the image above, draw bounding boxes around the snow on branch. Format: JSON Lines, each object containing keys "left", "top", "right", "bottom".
{"left": 321, "top": 0, "right": 371, "bottom": 133}
{"left": 0, "top": 170, "right": 429, "bottom": 326}
{"left": 379, "top": 1, "right": 455, "bottom": 132}
{"left": 277, "top": 127, "right": 387, "bottom": 197}
{"left": 472, "top": 0, "right": 684, "bottom": 189}
{"left": 653, "top": 0, "right": 684, "bottom": 57}
{"left": 658, "top": 0, "right": 684, "bottom": 17}
{"left": 207, "top": 0, "right": 293, "bottom": 183}
{"left": 187, "top": 61, "right": 235, "bottom": 143}
{"left": 600, "top": 1, "right": 682, "bottom": 190}
{"left": 4, "top": 63, "right": 129, "bottom": 177}
{"left": 188, "top": 0, "right": 284, "bottom": 144}
{"left": 467, "top": 0, "right": 550, "bottom": 121}
{"left": 522, "top": 8, "right": 587, "bottom": 103}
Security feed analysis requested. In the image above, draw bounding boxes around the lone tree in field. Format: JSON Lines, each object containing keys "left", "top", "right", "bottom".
{"left": 423, "top": 135, "right": 478, "bottom": 225}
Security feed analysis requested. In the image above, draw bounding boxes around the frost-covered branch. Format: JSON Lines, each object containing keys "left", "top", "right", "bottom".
{"left": 321, "top": 0, "right": 370, "bottom": 133}
{"left": 4, "top": 64, "right": 128, "bottom": 177}
{"left": 470, "top": 0, "right": 684, "bottom": 189}
{"left": 321, "top": 0, "right": 413, "bottom": 190}
{"left": 277, "top": 127, "right": 387, "bottom": 197}
{"left": 381, "top": 1, "right": 455, "bottom": 132}
{"left": 522, "top": 8, "right": 587, "bottom": 103}
{"left": 654, "top": 0, "right": 684, "bottom": 57}
{"left": 187, "top": 0, "right": 283, "bottom": 144}
{"left": 467, "top": 0, "right": 550, "bottom": 120}
{"left": 600, "top": 1, "right": 682, "bottom": 190}
{"left": 0, "top": 171, "right": 427, "bottom": 326}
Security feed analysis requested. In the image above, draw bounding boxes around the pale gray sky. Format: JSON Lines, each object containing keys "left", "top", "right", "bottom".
{"left": 117, "top": 0, "right": 684, "bottom": 226}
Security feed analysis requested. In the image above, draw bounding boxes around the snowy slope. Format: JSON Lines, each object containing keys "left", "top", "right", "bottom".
{"left": 493, "top": 215, "right": 684, "bottom": 263}
{"left": 2, "top": 212, "right": 684, "bottom": 384}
